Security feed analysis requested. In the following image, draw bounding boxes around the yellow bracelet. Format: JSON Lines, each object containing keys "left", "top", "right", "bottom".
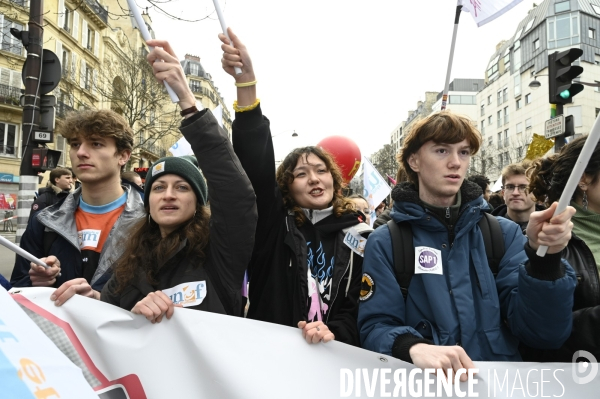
{"left": 233, "top": 99, "right": 260, "bottom": 113}
{"left": 235, "top": 80, "right": 257, "bottom": 88}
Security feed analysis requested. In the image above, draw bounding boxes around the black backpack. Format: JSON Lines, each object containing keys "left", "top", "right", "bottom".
{"left": 386, "top": 212, "right": 505, "bottom": 300}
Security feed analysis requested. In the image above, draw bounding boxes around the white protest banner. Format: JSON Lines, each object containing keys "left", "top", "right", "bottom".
{"left": 8, "top": 287, "right": 600, "bottom": 398}
{"left": 459, "top": 0, "right": 523, "bottom": 27}
{"left": 0, "top": 287, "right": 98, "bottom": 399}
{"left": 363, "top": 157, "right": 391, "bottom": 227}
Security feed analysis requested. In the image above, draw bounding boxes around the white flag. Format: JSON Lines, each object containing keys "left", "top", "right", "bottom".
{"left": 362, "top": 157, "right": 391, "bottom": 227}
{"left": 459, "top": 0, "right": 523, "bottom": 27}
{"left": 169, "top": 136, "right": 193, "bottom": 157}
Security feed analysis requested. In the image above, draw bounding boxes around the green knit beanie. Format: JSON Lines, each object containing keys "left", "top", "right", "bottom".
{"left": 144, "top": 156, "right": 208, "bottom": 207}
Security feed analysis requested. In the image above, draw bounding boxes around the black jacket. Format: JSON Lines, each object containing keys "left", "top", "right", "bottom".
{"left": 31, "top": 186, "right": 70, "bottom": 215}
{"left": 102, "top": 109, "right": 257, "bottom": 316}
{"left": 232, "top": 105, "right": 366, "bottom": 345}
{"left": 520, "top": 233, "right": 600, "bottom": 361}
{"left": 491, "top": 203, "right": 546, "bottom": 233}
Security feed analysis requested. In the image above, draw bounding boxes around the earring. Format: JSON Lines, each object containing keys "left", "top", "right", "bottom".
{"left": 148, "top": 214, "right": 152, "bottom": 224}
{"left": 582, "top": 191, "right": 589, "bottom": 211}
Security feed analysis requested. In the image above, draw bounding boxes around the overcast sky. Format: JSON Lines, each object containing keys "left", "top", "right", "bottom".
{"left": 138, "top": 0, "right": 536, "bottom": 162}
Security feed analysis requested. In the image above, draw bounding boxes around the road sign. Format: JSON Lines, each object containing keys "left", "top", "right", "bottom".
{"left": 33, "top": 131, "right": 53, "bottom": 143}
{"left": 545, "top": 115, "right": 565, "bottom": 139}
{"left": 21, "top": 49, "right": 61, "bottom": 95}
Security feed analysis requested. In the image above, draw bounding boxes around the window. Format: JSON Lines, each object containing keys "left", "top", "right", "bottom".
{"left": 61, "top": 48, "right": 71, "bottom": 78}
{"left": 534, "top": 39, "right": 540, "bottom": 50}
{"left": 449, "top": 95, "right": 476, "bottom": 104}
{"left": 524, "top": 19, "right": 534, "bottom": 32}
{"left": 525, "top": 118, "right": 532, "bottom": 129}
{"left": 481, "top": 121, "right": 485, "bottom": 135}
{"left": 504, "top": 129, "right": 509, "bottom": 147}
{"left": 503, "top": 48, "right": 510, "bottom": 71}
{"left": 498, "top": 154, "right": 504, "bottom": 168}
{"left": 516, "top": 98, "right": 522, "bottom": 109}
{"left": 503, "top": 87, "right": 508, "bottom": 103}
{"left": 488, "top": 115, "right": 492, "bottom": 126}
{"left": 497, "top": 90, "right": 502, "bottom": 106}
{"left": 86, "top": 28, "right": 94, "bottom": 51}
{"left": 487, "top": 95, "right": 492, "bottom": 105}
{"left": 547, "top": 13, "right": 580, "bottom": 49}
{"left": 1, "top": 16, "right": 24, "bottom": 56}
{"left": 0, "top": 123, "right": 18, "bottom": 157}
{"left": 513, "top": 40, "right": 522, "bottom": 71}
{"left": 480, "top": 102, "right": 485, "bottom": 116}
{"left": 597, "top": 108, "right": 600, "bottom": 118}
{"left": 189, "top": 63, "right": 200, "bottom": 76}
{"left": 514, "top": 74, "right": 521, "bottom": 97}
{"left": 497, "top": 111, "right": 502, "bottom": 127}
{"left": 497, "top": 132, "right": 502, "bottom": 149}
{"left": 516, "top": 122, "right": 523, "bottom": 134}
{"left": 525, "top": 93, "right": 531, "bottom": 104}
{"left": 567, "top": 106, "right": 583, "bottom": 127}
{"left": 590, "top": 28, "right": 596, "bottom": 39}
{"left": 487, "top": 56, "right": 499, "bottom": 80}
{"left": 517, "top": 146, "right": 523, "bottom": 159}
{"left": 595, "top": 81, "right": 600, "bottom": 92}
{"left": 189, "top": 80, "right": 201, "bottom": 92}
{"left": 555, "top": 1, "right": 570, "bottom": 13}
{"left": 504, "top": 107, "right": 509, "bottom": 124}
{"left": 488, "top": 136, "right": 493, "bottom": 146}
{"left": 63, "top": 8, "right": 70, "bottom": 32}
{"left": 593, "top": 4, "right": 600, "bottom": 15}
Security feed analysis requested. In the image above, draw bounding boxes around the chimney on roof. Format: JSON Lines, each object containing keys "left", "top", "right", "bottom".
{"left": 185, "top": 54, "right": 200, "bottom": 62}
{"left": 495, "top": 40, "right": 506, "bottom": 51}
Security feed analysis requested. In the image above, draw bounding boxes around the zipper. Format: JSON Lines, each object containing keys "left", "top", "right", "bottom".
{"left": 426, "top": 205, "right": 470, "bottom": 246}
{"left": 325, "top": 256, "right": 351, "bottom": 323}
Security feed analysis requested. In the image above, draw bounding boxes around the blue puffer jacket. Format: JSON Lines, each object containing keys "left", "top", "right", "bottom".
{"left": 358, "top": 181, "right": 577, "bottom": 361}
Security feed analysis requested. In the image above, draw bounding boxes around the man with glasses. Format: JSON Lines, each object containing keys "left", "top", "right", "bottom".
{"left": 492, "top": 161, "right": 545, "bottom": 233}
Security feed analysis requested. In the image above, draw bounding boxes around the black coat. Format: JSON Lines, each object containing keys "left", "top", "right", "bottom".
{"left": 232, "top": 105, "right": 365, "bottom": 346}
{"left": 101, "top": 110, "right": 257, "bottom": 316}
{"left": 520, "top": 233, "right": 600, "bottom": 361}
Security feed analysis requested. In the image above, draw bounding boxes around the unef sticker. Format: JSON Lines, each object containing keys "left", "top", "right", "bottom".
{"left": 151, "top": 161, "right": 166, "bottom": 177}
{"left": 414, "top": 246, "right": 443, "bottom": 275}
{"left": 359, "top": 273, "right": 375, "bottom": 302}
{"left": 162, "top": 281, "right": 207, "bottom": 307}
{"left": 343, "top": 227, "right": 367, "bottom": 257}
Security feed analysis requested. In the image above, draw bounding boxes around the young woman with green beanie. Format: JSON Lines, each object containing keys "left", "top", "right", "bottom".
{"left": 50, "top": 41, "right": 257, "bottom": 323}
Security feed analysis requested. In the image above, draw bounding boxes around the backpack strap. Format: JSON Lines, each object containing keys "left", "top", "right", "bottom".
{"left": 387, "top": 212, "right": 506, "bottom": 300}
{"left": 387, "top": 219, "right": 415, "bottom": 300}
{"left": 477, "top": 213, "right": 504, "bottom": 277}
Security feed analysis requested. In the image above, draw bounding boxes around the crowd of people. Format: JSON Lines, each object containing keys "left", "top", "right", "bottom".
{"left": 4, "top": 28, "right": 600, "bottom": 379}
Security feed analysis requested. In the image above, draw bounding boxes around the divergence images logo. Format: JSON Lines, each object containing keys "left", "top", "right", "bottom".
{"left": 572, "top": 350, "right": 599, "bottom": 384}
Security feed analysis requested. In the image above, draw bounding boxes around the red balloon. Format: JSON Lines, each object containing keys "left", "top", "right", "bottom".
{"left": 317, "top": 136, "right": 362, "bottom": 183}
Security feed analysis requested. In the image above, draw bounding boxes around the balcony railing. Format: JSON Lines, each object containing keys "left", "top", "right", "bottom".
{"left": 137, "top": 137, "right": 165, "bottom": 157}
{"left": 0, "top": 84, "right": 21, "bottom": 106}
{"left": 83, "top": 0, "right": 108, "bottom": 24}
{"left": 9, "top": 0, "right": 28, "bottom": 7}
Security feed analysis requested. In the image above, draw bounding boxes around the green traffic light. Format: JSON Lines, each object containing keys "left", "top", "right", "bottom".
{"left": 560, "top": 89, "right": 571, "bottom": 99}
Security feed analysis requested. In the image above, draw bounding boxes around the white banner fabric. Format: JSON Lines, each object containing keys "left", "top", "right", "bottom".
{"left": 5, "top": 287, "right": 600, "bottom": 398}
{"left": 459, "top": 0, "right": 523, "bottom": 27}
{"left": 0, "top": 287, "right": 99, "bottom": 399}
{"left": 363, "top": 157, "right": 391, "bottom": 227}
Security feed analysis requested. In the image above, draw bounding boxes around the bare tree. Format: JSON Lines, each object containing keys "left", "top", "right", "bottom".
{"left": 470, "top": 132, "right": 533, "bottom": 180}
{"left": 93, "top": 43, "right": 181, "bottom": 164}
{"left": 371, "top": 144, "right": 398, "bottom": 183}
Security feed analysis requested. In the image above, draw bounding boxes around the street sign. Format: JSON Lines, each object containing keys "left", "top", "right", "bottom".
{"left": 21, "top": 49, "right": 61, "bottom": 95}
{"left": 545, "top": 115, "right": 565, "bottom": 139}
{"left": 33, "top": 131, "right": 53, "bottom": 143}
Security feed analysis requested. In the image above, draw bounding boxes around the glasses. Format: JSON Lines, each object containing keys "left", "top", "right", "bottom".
{"left": 502, "top": 184, "right": 529, "bottom": 193}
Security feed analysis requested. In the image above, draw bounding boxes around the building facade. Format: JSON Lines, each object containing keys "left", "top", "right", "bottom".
{"left": 474, "top": 0, "right": 600, "bottom": 181}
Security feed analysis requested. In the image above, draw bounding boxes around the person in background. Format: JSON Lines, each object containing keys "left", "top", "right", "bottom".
{"left": 492, "top": 161, "right": 545, "bottom": 234}
{"left": 488, "top": 192, "right": 505, "bottom": 209}
{"left": 467, "top": 174, "right": 492, "bottom": 206}
{"left": 522, "top": 135, "right": 600, "bottom": 361}
{"left": 221, "top": 28, "right": 370, "bottom": 346}
{"left": 68, "top": 168, "right": 81, "bottom": 190}
{"left": 49, "top": 39, "right": 257, "bottom": 322}
{"left": 30, "top": 168, "right": 73, "bottom": 215}
{"left": 121, "top": 171, "right": 143, "bottom": 188}
{"left": 348, "top": 194, "right": 371, "bottom": 225}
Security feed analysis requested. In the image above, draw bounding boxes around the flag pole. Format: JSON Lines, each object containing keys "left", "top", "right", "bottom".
{"left": 441, "top": 1, "right": 463, "bottom": 111}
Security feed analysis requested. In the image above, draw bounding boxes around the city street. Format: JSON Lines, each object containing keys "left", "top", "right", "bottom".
{"left": 0, "top": 232, "right": 16, "bottom": 280}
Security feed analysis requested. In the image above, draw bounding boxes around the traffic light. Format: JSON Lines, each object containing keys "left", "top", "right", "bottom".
{"left": 548, "top": 48, "right": 584, "bottom": 104}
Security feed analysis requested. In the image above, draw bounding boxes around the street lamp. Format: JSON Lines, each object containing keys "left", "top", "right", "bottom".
{"left": 271, "top": 129, "right": 298, "bottom": 138}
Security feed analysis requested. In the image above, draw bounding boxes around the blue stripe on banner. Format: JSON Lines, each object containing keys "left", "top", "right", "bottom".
{"left": 0, "top": 349, "right": 36, "bottom": 399}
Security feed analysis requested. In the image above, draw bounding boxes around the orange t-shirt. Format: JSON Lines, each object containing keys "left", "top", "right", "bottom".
{"left": 75, "top": 193, "right": 126, "bottom": 282}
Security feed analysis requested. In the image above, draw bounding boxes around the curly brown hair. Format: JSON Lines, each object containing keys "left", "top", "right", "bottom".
{"left": 399, "top": 111, "right": 482, "bottom": 185}
{"left": 276, "top": 146, "right": 356, "bottom": 226}
{"left": 112, "top": 203, "right": 211, "bottom": 293}
{"left": 527, "top": 136, "right": 600, "bottom": 205}
{"left": 58, "top": 109, "right": 134, "bottom": 155}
